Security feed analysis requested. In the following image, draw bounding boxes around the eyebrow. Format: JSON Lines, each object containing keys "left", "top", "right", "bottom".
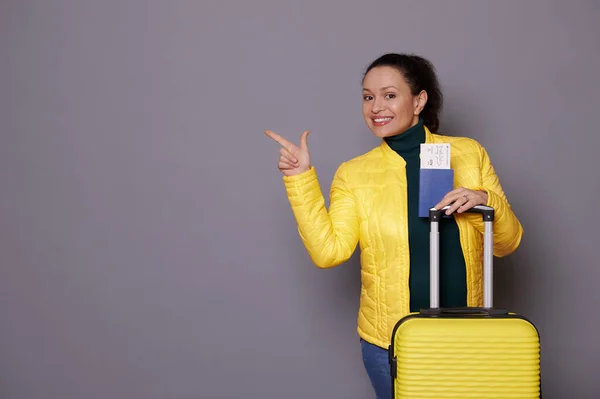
{"left": 362, "top": 85, "right": 398, "bottom": 92}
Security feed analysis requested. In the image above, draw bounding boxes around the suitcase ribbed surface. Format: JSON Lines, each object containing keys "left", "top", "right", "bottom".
{"left": 392, "top": 317, "right": 540, "bottom": 399}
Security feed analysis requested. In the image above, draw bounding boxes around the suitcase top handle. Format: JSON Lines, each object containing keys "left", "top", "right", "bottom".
{"left": 419, "top": 307, "right": 509, "bottom": 317}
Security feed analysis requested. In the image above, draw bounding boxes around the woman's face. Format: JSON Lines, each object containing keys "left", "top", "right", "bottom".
{"left": 362, "top": 66, "right": 426, "bottom": 138}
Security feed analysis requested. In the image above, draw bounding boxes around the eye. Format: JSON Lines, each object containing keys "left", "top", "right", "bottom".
{"left": 363, "top": 95, "right": 373, "bottom": 101}
{"left": 386, "top": 93, "right": 396, "bottom": 99}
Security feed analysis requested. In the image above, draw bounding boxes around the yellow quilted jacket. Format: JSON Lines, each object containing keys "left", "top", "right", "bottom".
{"left": 282, "top": 126, "right": 524, "bottom": 349}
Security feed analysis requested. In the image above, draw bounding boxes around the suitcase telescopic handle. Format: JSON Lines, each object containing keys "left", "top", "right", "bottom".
{"left": 428, "top": 205, "right": 495, "bottom": 310}
{"left": 428, "top": 205, "right": 494, "bottom": 222}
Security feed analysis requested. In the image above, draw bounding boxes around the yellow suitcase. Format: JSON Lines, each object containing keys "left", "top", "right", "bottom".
{"left": 389, "top": 206, "right": 541, "bottom": 399}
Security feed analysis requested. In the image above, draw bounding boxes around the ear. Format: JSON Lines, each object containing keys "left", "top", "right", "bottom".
{"left": 414, "top": 90, "right": 428, "bottom": 115}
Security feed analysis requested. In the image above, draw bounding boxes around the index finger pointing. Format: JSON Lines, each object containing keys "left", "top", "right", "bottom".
{"left": 265, "top": 130, "right": 292, "bottom": 149}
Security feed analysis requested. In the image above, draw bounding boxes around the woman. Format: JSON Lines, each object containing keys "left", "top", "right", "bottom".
{"left": 265, "top": 53, "right": 523, "bottom": 399}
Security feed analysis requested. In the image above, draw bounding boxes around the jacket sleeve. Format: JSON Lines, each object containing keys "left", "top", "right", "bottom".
{"left": 464, "top": 144, "right": 524, "bottom": 257}
{"left": 282, "top": 164, "right": 359, "bottom": 268}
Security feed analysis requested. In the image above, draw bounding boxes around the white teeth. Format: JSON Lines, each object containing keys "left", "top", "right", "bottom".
{"left": 374, "top": 117, "right": 392, "bottom": 123}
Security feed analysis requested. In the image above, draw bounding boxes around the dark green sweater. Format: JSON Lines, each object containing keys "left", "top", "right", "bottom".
{"left": 384, "top": 119, "right": 467, "bottom": 311}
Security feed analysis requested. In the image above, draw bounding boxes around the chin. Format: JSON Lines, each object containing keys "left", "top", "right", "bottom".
{"left": 369, "top": 125, "right": 402, "bottom": 138}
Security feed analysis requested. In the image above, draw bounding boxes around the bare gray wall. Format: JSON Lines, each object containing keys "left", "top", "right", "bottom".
{"left": 1, "top": 1, "right": 599, "bottom": 398}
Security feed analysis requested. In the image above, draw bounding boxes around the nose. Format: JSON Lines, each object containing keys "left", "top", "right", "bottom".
{"left": 371, "top": 97, "right": 385, "bottom": 113}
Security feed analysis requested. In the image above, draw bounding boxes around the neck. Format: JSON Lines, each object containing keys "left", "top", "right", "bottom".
{"left": 384, "top": 118, "right": 425, "bottom": 156}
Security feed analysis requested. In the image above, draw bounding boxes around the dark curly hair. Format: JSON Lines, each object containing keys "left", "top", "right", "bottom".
{"left": 362, "top": 53, "right": 443, "bottom": 132}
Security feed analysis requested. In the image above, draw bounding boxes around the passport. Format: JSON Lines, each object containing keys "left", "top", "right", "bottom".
{"left": 418, "top": 168, "right": 455, "bottom": 217}
{"left": 418, "top": 143, "right": 454, "bottom": 217}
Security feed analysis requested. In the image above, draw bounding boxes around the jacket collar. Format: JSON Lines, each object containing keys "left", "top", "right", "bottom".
{"left": 380, "top": 124, "right": 435, "bottom": 165}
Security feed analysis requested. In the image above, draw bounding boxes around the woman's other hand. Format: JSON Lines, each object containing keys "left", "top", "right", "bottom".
{"left": 435, "top": 188, "right": 489, "bottom": 215}
{"left": 265, "top": 129, "right": 311, "bottom": 177}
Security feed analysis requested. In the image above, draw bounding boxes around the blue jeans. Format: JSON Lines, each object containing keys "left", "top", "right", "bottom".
{"left": 361, "top": 338, "right": 392, "bottom": 399}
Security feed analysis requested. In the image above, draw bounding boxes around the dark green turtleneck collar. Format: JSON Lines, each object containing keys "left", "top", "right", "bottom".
{"left": 384, "top": 117, "right": 425, "bottom": 156}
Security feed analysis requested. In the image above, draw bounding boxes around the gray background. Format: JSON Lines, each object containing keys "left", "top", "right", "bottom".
{"left": 1, "top": 1, "right": 599, "bottom": 398}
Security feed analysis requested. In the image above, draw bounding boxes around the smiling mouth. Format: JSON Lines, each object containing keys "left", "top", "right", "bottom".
{"left": 372, "top": 117, "right": 393, "bottom": 126}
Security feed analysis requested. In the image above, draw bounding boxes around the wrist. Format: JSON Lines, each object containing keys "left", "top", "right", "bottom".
{"left": 299, "top": 165, "right": 311, "bottom": 174}
{"left": 477, "top": 190, "right": 489, "bottom": 205}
